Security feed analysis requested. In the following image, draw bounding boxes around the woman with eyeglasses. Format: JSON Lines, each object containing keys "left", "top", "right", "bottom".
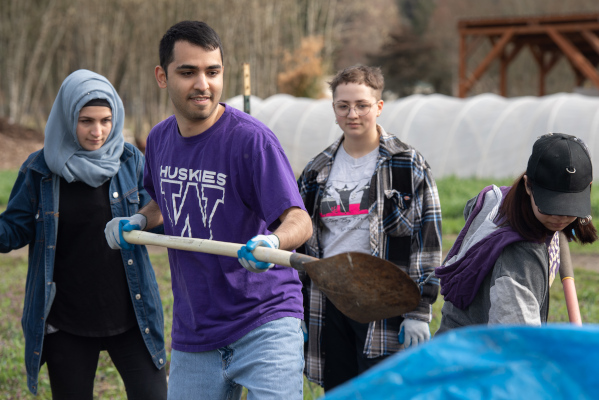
{"left": 297, "top": 65, "right": 442, "bottom": 391}
{"left": 436, "top": 133, "right": 597, "bottom": 334}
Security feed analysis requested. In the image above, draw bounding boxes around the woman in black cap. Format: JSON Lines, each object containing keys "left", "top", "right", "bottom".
{"left": 436, "top": 133, "right": 597, "bottom": 333}
{"left": 0, "top": 70, "right": 167, "bottom": 398}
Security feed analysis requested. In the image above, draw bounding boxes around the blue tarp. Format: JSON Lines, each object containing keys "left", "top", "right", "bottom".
{"left": 323, "top": 325, "right": 599, "bottom": 400}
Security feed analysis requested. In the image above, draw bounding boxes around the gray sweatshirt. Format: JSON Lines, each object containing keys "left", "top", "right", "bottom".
{"left": 436, "top": 192, "right": 550, "bottom": 335}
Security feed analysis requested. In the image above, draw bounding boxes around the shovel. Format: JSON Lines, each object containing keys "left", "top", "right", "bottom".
{"left": 559, "top": 231, "right": 582, "bottom": 325}
{"left": 123, "top": 230, "right": 421, "bottom": 323}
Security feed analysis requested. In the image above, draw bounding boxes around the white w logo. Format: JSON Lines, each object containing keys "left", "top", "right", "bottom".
{"left": 160, "top": 179, "right": 225, "bottom": 239}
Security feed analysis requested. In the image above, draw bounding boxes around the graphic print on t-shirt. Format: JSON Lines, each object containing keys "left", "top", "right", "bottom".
{"left": 159, "top": 165, "right": 227, "bottom": 239}
{"left": 320, "top": 179, "right": 370, "bottom": 218}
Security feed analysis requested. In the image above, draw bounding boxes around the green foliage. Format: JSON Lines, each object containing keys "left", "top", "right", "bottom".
{"left": 436, "top": 175, "right": 515, "bottom": 220}
{"left": 568, "top": 240, "right": 599, "bottom": 254}
{"left": 437, "top": 175, "right": 513, "bottom": 235}
{"left": 0, "top": 169, "right": 18, "bottom": 208}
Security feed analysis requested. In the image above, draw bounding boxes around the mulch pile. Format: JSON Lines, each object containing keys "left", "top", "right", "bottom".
{"left": 0, "top": 117, "right": 44, "bottom": 170}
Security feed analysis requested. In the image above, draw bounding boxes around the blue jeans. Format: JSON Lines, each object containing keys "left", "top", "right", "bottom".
{"left": 167, "top": 317, "right": 304, "bottom": 400}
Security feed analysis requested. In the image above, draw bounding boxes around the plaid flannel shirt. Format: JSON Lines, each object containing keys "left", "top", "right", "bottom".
{"left": 297, "top": 126, "right": 442, "bottom": 386}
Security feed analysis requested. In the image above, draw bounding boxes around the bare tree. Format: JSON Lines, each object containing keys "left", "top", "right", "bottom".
{"left": 5, "top": 0, "right": 595, "bottom": 143}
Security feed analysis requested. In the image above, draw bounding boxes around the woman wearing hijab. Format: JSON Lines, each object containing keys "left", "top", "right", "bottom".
{"left": 0, "top": 70, "right": 167, "bottom": 399}
{"left": 436, "top": 133, "right": 597, "bottom": 333}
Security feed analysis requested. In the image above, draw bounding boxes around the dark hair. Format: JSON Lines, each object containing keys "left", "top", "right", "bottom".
{"left": 159, "top": 20, "right": 224, "bottom": 77}
{"left": 83, "top": 98, "right": 111, "bottom": 109}
{"left": 328, "top": 65, "right": 384, "bottom": 101}
{"left": 497, "top": 173, "right": 597, "bottom": 244}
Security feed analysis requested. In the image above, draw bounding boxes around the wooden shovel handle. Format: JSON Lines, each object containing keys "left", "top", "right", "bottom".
{"left": 122, "top": 230, "right": 313, "bottom": 270}
{"left": 559, "top": 231, "right": 582, "bottom": 326}
{"left": 562, "top": 279, "right": 582, "bottom": 326}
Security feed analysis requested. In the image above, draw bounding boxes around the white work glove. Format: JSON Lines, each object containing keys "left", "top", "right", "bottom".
{"left": 237, "top": 234, "right": 279, "bottom": 273}
{"left": 399, "top": 318, "right": 430, "bottom": 349}
{"left": 105, "top": 214, "right": 147, "bottom": 251}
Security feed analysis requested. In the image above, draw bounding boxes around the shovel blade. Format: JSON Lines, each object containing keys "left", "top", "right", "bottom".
{"left": 304, "top": 252, "right": 421, "bottom": 323}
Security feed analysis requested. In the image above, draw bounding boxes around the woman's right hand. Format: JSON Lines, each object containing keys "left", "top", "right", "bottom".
{"left": 104, "top": 214, "right": 147, "bottom": 250}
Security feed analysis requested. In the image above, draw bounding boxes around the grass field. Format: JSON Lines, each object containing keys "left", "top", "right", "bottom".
{"left": 0, "top": 169, "right": 18, "bottom": 209}
{"left": 1, "top": 171, "right": 599, "bottom": 398}
{"left": 2, "top": 252, "right": 598, "bottom": 399}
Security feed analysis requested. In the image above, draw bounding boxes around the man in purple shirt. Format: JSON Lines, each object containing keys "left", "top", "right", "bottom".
{"left": 105, "top": 21, "right": 312, "bottom": 400}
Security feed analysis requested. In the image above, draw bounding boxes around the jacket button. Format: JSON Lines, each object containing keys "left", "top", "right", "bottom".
{"left": 159, "top": 358, "right": 164, "bottom": 364}
{"left": 135, "top": 294, "right": 141, "bottom": 300}
{"left": 113, "top": 192, "right": 119, "bottom": 198}
{"left": 128, "top": 259, "right": 133, "bottom": 265}
{"left": 35, "top": 213, "right": 39, "bottom": 219}
{"left": 145, "top": 328, "right": 150, "bottom": 334}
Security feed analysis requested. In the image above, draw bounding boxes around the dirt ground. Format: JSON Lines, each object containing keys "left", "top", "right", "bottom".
{"left": 0, "top": 117, "right": 45, "bottom": 170}
{"left": 1, "top": 117, "right": 598, "bottom": 272}
{"left": 566, "top": 253, "right": 599, "bottom": 272}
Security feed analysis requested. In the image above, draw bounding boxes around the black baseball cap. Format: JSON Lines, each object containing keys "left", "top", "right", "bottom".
{"left": 526, "top": 133, "right": 592, "bottom": 218}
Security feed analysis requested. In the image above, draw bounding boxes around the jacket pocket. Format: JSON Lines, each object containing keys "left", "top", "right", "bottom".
{"left": 382, "top": 189, "right": 414, "bottom": 237}
{"left": 125, "top": 190, "right": 140, "bottom": 216}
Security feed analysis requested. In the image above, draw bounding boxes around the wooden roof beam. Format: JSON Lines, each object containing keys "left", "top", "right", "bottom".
{"left": 460, "top": 22, "right": 599, "bottom": 37}
{"left": 546, "top": 27, "right": 599, "bottom": 89}
{"left": 458, "top": 13, "right": 599, "bottom": 29}
{"left": 581, "top": 29, "right": 599, "bottom": 55}
{"left": 459, "top": 29, "right": 514, "bottom": 97}
{"left": 499, "top": 42, "right": 524, "bottom": 96}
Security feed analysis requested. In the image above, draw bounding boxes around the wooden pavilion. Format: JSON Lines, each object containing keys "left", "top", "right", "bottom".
{"left": 458, "top": 13, "right": 599, "bottom": 97}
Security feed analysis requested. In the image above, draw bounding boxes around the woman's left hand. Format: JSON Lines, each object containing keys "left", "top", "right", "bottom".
{"left": 399, "top": 319, "right": 430, "bottom": 349}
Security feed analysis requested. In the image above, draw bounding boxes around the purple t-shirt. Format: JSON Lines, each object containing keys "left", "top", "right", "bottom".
{"left": 144, "top": 104, "right": 304, "bottom": 352}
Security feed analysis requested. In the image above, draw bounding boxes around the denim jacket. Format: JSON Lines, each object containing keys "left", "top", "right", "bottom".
{"left": 0, "top": 143, "right": 166, "bottom": 395}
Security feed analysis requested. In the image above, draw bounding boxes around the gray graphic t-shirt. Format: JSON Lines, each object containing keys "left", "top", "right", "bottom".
{"left": 320, "top": 144, "right": 378, "bottom": 258}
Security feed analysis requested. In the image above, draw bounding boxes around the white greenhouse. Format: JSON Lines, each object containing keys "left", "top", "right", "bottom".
{"left": 226, "top": 93, "right": 599, "bottom": 179}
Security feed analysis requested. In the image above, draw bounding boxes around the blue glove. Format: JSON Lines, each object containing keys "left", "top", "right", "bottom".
{"left": 104, "top": 214, "right": 147, "bottom": 251}
{"left": 399, "top": 318, "right": 430, "bottom": 349}
{"left": 237, "top": 234, "right": 279, "bottom": 273}
{"left": 301, "top": 321, "right": 308, "bottom": 342}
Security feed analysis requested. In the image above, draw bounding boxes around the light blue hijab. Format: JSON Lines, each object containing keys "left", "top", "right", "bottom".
{"left": 44, "top": 69, "right": 125, "bottom": 188}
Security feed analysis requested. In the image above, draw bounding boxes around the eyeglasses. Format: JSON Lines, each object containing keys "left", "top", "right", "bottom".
{"left": 333, "top": 102, "right": 375, "bottom": 117}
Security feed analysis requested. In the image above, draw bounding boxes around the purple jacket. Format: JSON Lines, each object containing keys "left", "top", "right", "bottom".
{"left": 435, "top": 186, "right": 526, "bottom": 309}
